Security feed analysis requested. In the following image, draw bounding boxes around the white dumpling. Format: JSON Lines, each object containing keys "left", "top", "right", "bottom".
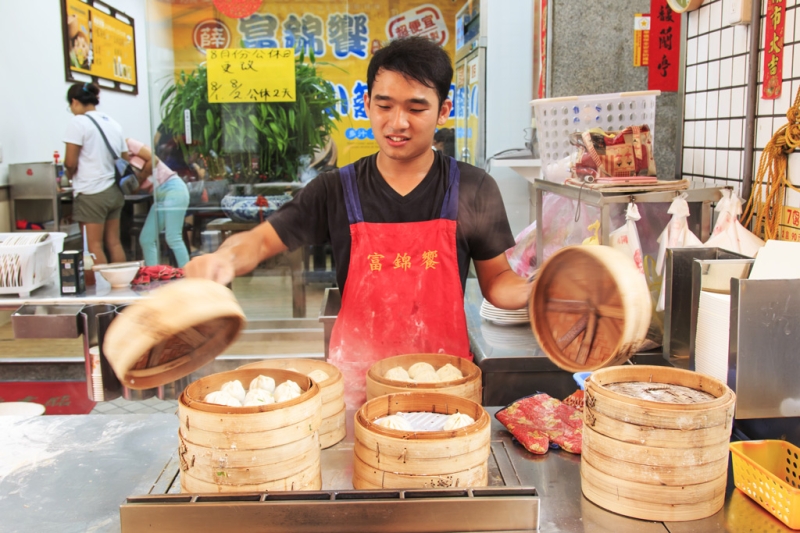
{"left": 204, "top": 390, "right": 242, "bottom": 407}
{"left": 413, "top": 370, "right": 440, "bottom": 383}
{"left": 273, "top": 380, "right": 303, "bottom": 403}
{"left": 307, "top": 369, "right": 330, "bottom": 383}
{"left": 249, "top": 375, "right": 276, "bottom": 393}
{"left": 436, "top": 363, "right": 464, "bottom": 382}
{"left": 376, "top": 414, "right": 413, "bottom": 431}
{"left": 243, "top": 388, "right": 275, "bottom": 406}
{"left": 443, "top": 412, "right": 475, "bottom": 430}
{"left": 384, "top": 366, "right": 411, "bottom": 382}
{"left": 220, "top": 380, "right": 246, "bottom": 403}
{"left": 408, "top": 362, "right": 435, "bottom": 379}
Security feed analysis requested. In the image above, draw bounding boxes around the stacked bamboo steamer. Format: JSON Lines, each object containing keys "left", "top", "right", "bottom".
{"left": 103, "top": 279, "right": 325, "bottom": 493}
{"left": 581, "top": 365, "right": 735, "bottom": 521}
{"left": 366, "top": 353, "right": 482, "bottom": 403}
{"left": 353, "top": 392, "right": 490, "bottom": 489}
{"left": 239, "top": 358, "right": 346, "bottom": 448}
{"left": 178, "top": 368, "right": 322, "bottom": 492}
{"left": 529, "top": 245, "right": 652, "bottom": 372}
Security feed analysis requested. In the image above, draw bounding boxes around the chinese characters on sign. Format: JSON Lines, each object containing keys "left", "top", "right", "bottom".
{"left": 762, "top": 0, "right": 786, "bottom": 99}
{"left": 368, "top": 251, "right": 440, "bottom": 272}
{"left": 648, "top": 0, "right": 680, "bottom": 92}
{"left": 207, "top": 48, "right": 296, "bottom": 103}
{"left": 633, "top": 14, "right": 650, "bottom": 67}
{"left": 386, "top": 5, "right": 448, "bottom": 46}
{"left": 193, "top": 19, "right": 232, "bottom": 53}
{"left": 780, "top": 206, "right": 800, "bottom": 241}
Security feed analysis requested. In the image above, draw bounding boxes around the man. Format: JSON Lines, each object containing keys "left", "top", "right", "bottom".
{"left": 186, "top": 37, "right": 530, "bottom": 407}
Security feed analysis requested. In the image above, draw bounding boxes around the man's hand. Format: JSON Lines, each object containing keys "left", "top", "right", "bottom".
{"left": 184, "top": 251, "right": 236, "bottom": 285}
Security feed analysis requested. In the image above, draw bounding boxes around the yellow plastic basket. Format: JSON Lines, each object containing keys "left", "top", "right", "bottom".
{"left": 730, "top": 440, "right": 800, "bottom": 529}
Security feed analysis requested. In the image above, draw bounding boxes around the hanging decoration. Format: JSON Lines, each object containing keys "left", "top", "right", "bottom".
{"left": 762, "top": 0, "right": 787, "bottom": 99}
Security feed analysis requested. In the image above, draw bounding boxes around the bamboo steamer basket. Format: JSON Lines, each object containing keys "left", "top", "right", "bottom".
{"left": 238, "top": 358, "right": 346, "bottom": 448}
{"left": 178, "top": 368, "right": 322, "bottom": 493}
{"left": 581, "top": 365, "right": 736, "bottom": 521}
{"left": 366, "top": 354, "right": 482, "bottom": 404}
{"left": 529, "top": 245, "right": 651, "bottom": 372}
{"left": 353, "top": 392, "right": 490, "bottom": 489}
{"left": 103, "top": 278, "right": 245, "bottom": 390}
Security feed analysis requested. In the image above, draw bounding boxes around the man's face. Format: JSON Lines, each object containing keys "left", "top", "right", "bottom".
{"left": 365, "top": 68, "right": 452, "bottom": 164}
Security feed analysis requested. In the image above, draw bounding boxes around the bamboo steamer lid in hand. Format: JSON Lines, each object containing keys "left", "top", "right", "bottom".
{"left": 103, "top": 278, "right": 245, "bottom": 390}
{"left": 529, "top": 245, "right": 651, "bottom": 372}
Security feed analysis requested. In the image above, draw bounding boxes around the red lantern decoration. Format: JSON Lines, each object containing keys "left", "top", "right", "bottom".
{"left": 212, "top": 0, "right": 262, "bottom": 19}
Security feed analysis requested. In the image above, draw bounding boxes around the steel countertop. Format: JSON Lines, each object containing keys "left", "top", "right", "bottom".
{"left": 0, "top": 410, "right": 791, "bottom": 533}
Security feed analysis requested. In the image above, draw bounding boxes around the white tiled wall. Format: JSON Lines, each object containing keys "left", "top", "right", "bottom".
{"left": 682, "top": 0, "right": 751, "bottom": 192}
{"left": 682, "top": 0, "right": 800, "bottom": 203}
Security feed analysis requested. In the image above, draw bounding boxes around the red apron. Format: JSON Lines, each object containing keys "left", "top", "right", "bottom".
{"left": 328, "top": 157, "right": 472, "bottom": 409}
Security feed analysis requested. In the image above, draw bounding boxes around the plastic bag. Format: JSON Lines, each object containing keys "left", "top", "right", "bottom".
{"left": 609, "top": 202, "right": 645, "bottom": 274}
{"left": 655, "top": 194, "right": 703, "bottom": 311}
{"left": 506, "top": 221, "right": 537, "bottom": 278}
{"left": 704, "top": 189, "right": 765, "bottom": 257}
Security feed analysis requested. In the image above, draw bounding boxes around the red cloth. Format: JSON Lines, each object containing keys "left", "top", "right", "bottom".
{"left": 131, "top": 265, "right": 184, "bottom": 285}
{"left": 496, "top": 393, "right": 583, "bottom": 455}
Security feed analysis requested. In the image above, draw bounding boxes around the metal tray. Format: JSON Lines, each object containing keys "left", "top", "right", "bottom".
{"left": 11, "top": 304, "right": 84, "bottom": 339}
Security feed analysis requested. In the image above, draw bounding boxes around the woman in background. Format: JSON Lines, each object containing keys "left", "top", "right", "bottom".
{"left": 126, "top": 138, "right": 191, "bottom": 267}
{"left": 63, "top": 82, "right": 127, "bottom": 268}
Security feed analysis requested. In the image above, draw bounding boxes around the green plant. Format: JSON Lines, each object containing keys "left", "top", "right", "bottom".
{"left": 160, "top": 51, "right": 340, "bottom": 183}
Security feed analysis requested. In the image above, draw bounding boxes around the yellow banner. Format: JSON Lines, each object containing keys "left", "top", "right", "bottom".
{"left": 207, "top": 48, "right": 296, "bottom": 103}
{"left": 165, "top": 1, "right": 460, "bottom": 166}
{"left": 64, "top": 0, "right": 137, "bottom": 86}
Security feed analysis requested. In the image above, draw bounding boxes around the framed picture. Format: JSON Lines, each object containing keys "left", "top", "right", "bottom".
{"left": 61, "top": 0, "right": 138, "bottom": 94}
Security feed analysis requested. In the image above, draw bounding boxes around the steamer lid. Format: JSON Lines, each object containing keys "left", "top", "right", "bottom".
{"left": 103, "top": 278, "right": 245, "bottom": 390}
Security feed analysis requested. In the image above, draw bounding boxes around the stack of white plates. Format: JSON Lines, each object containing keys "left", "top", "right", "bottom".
{"left": 694, "top": 290, "right": 730, "bottom": 385}
{"left": 479, "top": 299, "right": 529, "bottom": 326}
{"left": 480, "top": 321, "right": 532, "bottom": 349}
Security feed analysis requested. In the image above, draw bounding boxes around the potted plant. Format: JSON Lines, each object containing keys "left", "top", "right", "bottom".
{"left": 159, "top": 51, "right": 340, "bottom": 221}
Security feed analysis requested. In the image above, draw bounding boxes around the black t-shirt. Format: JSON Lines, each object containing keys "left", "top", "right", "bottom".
{"left": 269, "top": 151, "right": 515, "bottom": 292}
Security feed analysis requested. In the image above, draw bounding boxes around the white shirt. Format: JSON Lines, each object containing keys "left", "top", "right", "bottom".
{"left": 63, "top": 111, "right": 126, "bottom": 195}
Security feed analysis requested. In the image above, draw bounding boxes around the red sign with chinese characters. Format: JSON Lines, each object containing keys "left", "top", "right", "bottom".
{"left": 648, "top": 0, "right": 680, "bottom": 92}
{"left": 193, "top": 19, "right": 232, "bottom": 54}
{"left": 763, "top": 0, "right": 787, "bottom": 99}
{"left": 386, "top": 5, "right": 448, "bottom": 46}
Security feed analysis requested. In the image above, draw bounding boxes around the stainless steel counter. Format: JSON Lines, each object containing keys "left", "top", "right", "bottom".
{"left": 0, "top": 410, "right": 792, "bottom": 533}
{"left": 464, "top": 280, "right": 670, "bottom": 405}
{"left": 0, "top": 279, "right": 164, "bottom": 309}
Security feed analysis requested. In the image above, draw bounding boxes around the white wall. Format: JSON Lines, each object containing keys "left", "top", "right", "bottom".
{"left": 486, "top": 0, "right": 534, "bottom": 237}
{"left": 0, "top": 0, "right": 152, "bottom": 186}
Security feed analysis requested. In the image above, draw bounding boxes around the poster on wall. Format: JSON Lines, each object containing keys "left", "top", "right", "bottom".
{"left": 61, "top": 0, "right": 138, "bottom": 94}
{"left": 167, "top": 1, "right": 461, "bottom": 166}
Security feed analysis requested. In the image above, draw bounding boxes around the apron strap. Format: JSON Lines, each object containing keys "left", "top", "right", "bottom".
{"left": 340, "top": 157, "right": 461, "bottom": 224}
{"left": 339, "top": 163, "right": 364, "bottom": 225}
{"left": 440, "top": 157, "right": 460, "bottom": 221}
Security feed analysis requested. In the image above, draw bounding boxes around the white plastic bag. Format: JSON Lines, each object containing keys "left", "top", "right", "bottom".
{"left": 609, "top": 202, "right": 644, "bottom": 274}
{"left": 704, "top": 189, "right": 765, "bottom": 257}
{"left": 655, "top": 194, "right": 703, "bottom": 311}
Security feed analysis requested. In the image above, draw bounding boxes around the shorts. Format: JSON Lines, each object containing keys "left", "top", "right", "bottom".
{"left": 73, "top": 185, "right": 125, "bottom": 224}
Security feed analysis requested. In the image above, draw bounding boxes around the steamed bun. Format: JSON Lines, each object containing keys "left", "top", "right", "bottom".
{"left": 412, "top": 370, "right": 439, "bottom": 383}
{"left": 443, "top": 412, "right": 475, "bottom": 430}
{"left": 436, "top": 363, "right": 463, "bottom": 382}
{"left": 220, "top": 380, "right": 246, "bottom": 404}
{"left": 384, "top": 366, "right": 411, "bottom": 382}
{"left": 274, "top": 380, "right": 303, "bottom": 403}
{"left": 243, "top": 388, "right": 275, "bottom": 406}
{"left": 408, "top": 362, "right": 435, "bottom": 379}
{"left": 376, "top": 414, "right": 413, "bottom": 431}
{"left": 307, "top": 369, "right": 330, "bottom": 383}
{"left": 204, "top": 390, "right": 243, "bottom": 407}
{"left": 249, "top": 375, "right": 276, "bottom": 393}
